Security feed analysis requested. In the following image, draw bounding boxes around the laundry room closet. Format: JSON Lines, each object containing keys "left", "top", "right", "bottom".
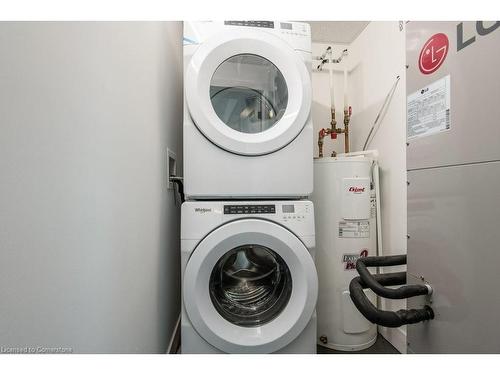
{"left": 2, "top": 10, "right": 500, "bottom": 363}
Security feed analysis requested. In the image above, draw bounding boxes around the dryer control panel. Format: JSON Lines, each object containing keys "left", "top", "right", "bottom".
{"left": 184, "top": 21, "right": 311, "bottom": 53}
{"left": 222, "top": 20, "right": 310, "bottom": 37}
{"left": 224, "top": 21, "right": 274, "bottom": 28}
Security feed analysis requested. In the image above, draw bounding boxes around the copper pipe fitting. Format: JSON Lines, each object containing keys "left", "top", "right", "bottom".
{"left": 317, "top": 106, "right": 352, "bottom": 157}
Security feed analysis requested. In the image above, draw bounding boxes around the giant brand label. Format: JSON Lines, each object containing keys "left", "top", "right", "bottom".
{"left": 348, "top": 186, "right": 365, "bottom": 193}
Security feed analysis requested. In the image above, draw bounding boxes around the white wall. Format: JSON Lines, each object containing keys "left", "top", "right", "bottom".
{"left": 0, "top": 22, "right": 183, "bottom": 353}
{"left": 311, "top": 42, "right": 349, "bottom": 158}
{"left": 347, "top": 21, "right": 407, "bottom": 353}
{"left": 311, "top": 23, "right": 407, "bottom": 352}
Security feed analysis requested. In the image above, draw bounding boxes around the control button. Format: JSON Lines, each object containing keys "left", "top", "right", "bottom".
{"left": 224, "top": 204, "right": 276, "bottom": 215}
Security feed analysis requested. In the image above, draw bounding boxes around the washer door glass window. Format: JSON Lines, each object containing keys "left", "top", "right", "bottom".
{"left": 209, "top": 244, "right": 292, "bottom": 327}
{"left": 210, "top": 54, "right": 288, "bottom": 134}
{"left": 182, "top": 218, "right": 318, "bottom": 353}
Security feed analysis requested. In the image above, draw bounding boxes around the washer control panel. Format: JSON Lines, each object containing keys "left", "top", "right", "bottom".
{"left": 183, "top": 201, "right": 314, "bottom": 239}
{"left": 222, "top": 202, "right": 312, "bottom": 223}
{"left": 224, "top": 204, "right": 276, "bottom": 215}
{"left": 280, "top": 203, "right": 310, "bottom": 222}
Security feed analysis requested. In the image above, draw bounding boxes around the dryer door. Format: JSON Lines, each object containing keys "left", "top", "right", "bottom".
{"left": 183, "top": 219, "right": 317, "bottom": 353}
{"left": 185, "top": 29, "right": 311, "bottom": 156}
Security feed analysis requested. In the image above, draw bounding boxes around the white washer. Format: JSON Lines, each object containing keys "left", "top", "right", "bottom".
{"left": 183, "top": 21, "right": 313, "bottom": 199}
{"left": 181, "top": 200, "right": 318, "bottom": 353}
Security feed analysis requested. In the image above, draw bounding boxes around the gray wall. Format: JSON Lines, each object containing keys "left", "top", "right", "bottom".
{"left": 0, "top": 22, "right": 183, "bottom": 353}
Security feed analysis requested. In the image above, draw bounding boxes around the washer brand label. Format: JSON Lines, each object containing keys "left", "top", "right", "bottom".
{"left": 194, "top": 208, "right": 212, "bottom": 213}
{"left": 342, "top": 249, "right": 369, "bottom": 271}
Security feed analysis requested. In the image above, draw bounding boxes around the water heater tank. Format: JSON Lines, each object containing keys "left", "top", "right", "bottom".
{"left": 312, "top": 156, "right": 378, "bottom": 351}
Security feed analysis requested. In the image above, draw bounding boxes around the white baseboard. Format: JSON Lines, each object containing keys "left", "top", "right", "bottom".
{"left": 379, "top": 326, "right": 407, "bottom": 354}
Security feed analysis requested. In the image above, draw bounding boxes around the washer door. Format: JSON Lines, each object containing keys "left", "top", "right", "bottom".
{"left": 185, "top": 29, "right": 311, "bottom": 156}
{"left": 183, "top": 219, "right": 318, "bottom": 353}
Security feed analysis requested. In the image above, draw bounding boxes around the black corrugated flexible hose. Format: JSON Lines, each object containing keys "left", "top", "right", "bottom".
{"left": 349, "top": 255, "right": 434, "bottom": 328}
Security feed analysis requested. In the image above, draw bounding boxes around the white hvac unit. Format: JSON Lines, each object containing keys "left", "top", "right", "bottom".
{"left": 311, "top": 153, "right": 381, "bottom": 351}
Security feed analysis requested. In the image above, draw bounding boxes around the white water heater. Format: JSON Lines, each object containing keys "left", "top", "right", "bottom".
{"left": 311, "top": 155, "right": 379, "bottom": 351}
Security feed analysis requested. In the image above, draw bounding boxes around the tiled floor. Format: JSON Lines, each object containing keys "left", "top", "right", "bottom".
{"left": 317, "top": 334, "right": 400, "bottom": 354}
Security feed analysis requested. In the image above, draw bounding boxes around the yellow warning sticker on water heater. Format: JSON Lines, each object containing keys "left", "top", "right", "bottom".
{"left": 338, "top": 220, "right": 370, "bottom": 238}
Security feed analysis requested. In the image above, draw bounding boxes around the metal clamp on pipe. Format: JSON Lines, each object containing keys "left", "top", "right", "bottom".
{"left": 349, "top": 255, "right": 434, "bottom": 328}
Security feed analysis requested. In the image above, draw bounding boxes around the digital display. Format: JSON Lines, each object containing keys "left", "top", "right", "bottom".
{"left": 280, "top": 22, "right": 293, "bottom": 30}
{"left": 282, "top": 204, "right": 295, "bottom": 213}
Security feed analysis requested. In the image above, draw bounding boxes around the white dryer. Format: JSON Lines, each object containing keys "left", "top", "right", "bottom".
{"left": 181, "top": 200, "right": 317, "bottom": 353}
{"left": 183, "top": 21, "right": 313, "bottom": 199}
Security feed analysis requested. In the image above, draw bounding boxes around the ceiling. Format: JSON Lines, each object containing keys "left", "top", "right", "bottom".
{"left": 306, "top": 21, "right": 370, "bottom": 44}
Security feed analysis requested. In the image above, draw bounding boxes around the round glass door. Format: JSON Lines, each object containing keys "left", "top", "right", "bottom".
{"left": 210, "top": 54, "right": 288, "bottom": 134}
{"left": 184, "top": 29, "right": 312, "bottom": 155}
{"left": 209, "top": 244, "right": 292, "bottom": 327}
{"left": 182, "top": 219, "right": 318, "bottom": 353}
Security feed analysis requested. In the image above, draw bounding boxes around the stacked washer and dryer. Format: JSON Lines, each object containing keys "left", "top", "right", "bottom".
{"left": 181, "top": 21, "right": 318, "bottom": 354}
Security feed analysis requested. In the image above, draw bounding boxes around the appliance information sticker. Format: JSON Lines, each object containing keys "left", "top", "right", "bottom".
{"left": 338, "top": 220, "right": 370, "bottom": 238}
{"left": 407, "top": 74, "right": 451, "bottom": 140}
{"left": 370, "top": 197, "right": 377, "bottom": 219}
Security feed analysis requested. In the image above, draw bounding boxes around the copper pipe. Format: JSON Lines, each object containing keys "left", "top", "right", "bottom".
{"left": 318, "top": 129, "right": 325, "bottom": 158}
{"left": 343, "top": 107, "right": 351, "bottom": 154}
{"left": 318, "top": 128, "right": 332, "bottom": 158}
{"left": 317, "top": 106, "right": 351, "bottom": 157}
{"left": 330, "top": 108, "right": 337, "bottom": 131}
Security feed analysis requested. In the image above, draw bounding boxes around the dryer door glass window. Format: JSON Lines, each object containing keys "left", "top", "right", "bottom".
{"left": 210, "top": 54, "right": 288, "bottom": 134}
{"left": 209, "top": 244, "right": 292, "bottom": 327}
